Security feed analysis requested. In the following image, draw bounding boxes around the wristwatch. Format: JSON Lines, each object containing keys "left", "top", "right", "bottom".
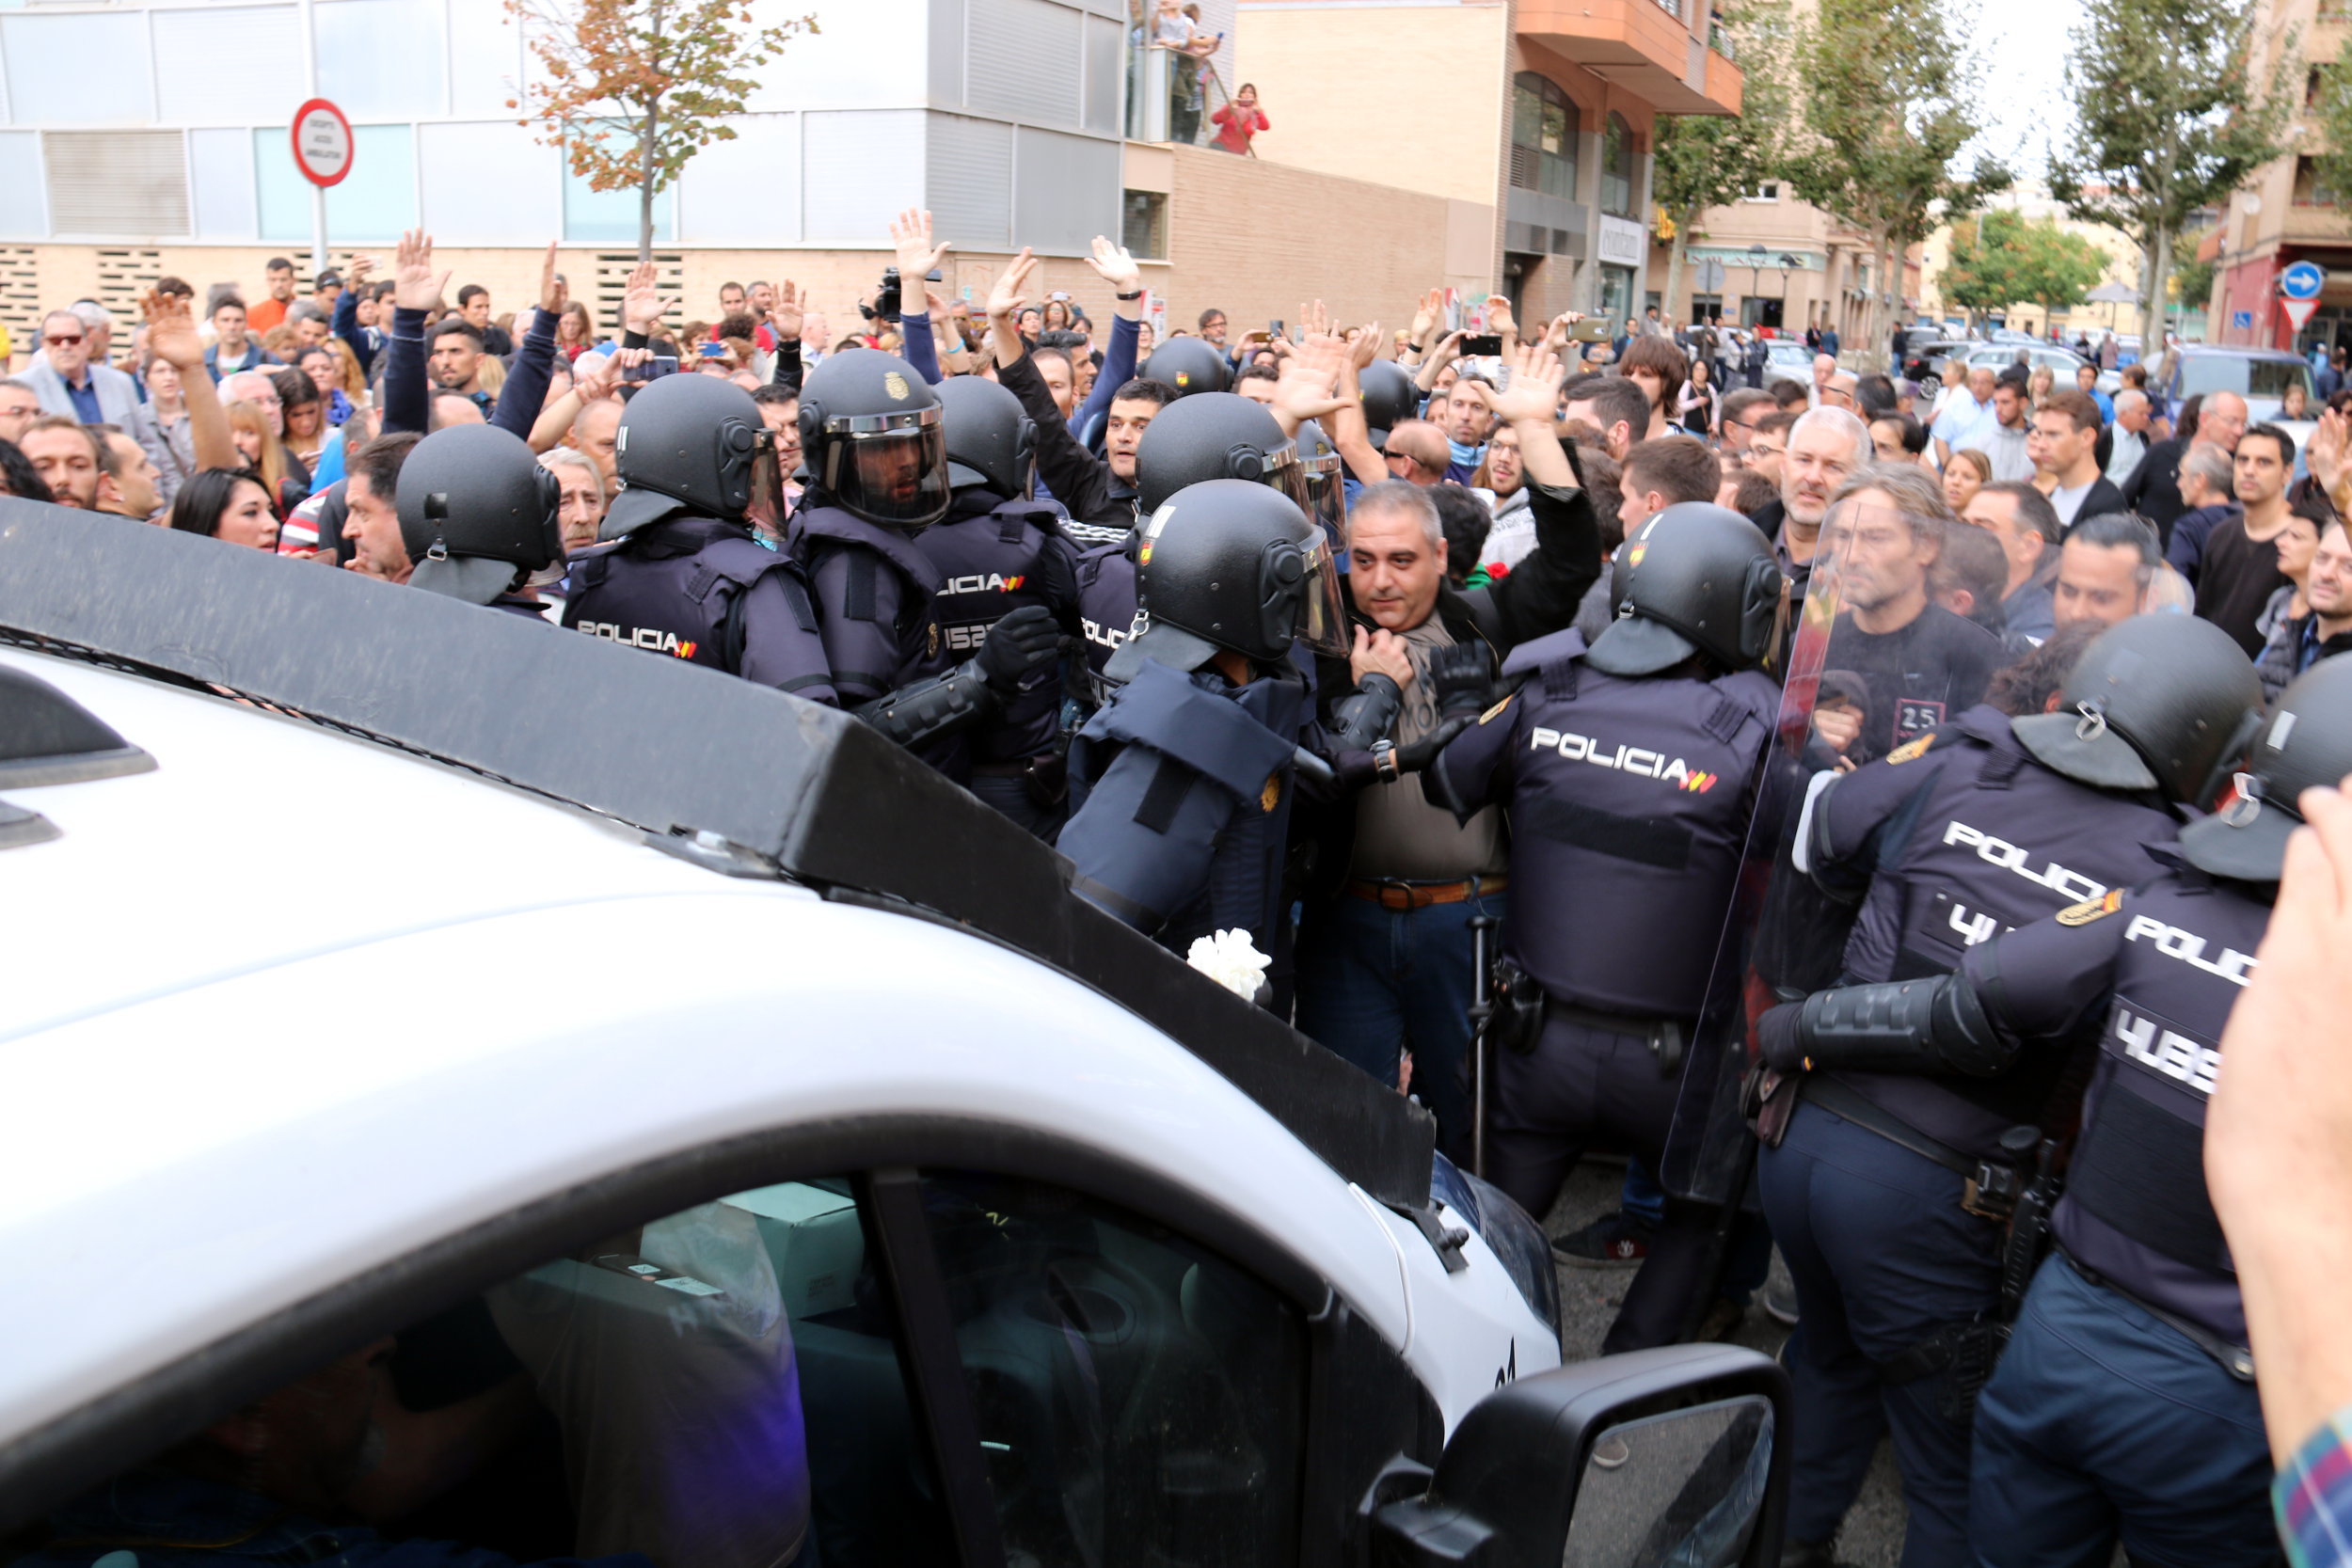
{"left": 1116, "top": 289, "right": 1145, "bottom": 301}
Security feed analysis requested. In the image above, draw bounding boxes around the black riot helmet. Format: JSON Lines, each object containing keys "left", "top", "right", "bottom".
{"left": 395, "top": 424, "right": 563, "bottom": 605}
{"left": 1358, "top": 360, "right": 1420, "bottom": 450}
{"left": 2179, "top": 657, "right": 2352, "bottom": 881}
{"left": 1586, "top": 503, "right": 1787, "bottom": 678}
{"left": 602, "top": 372, "right": 777, "bottom": 541}
{"left": 2010, "top": 614, "right": 2264, "bottom": 806}
{"left": 935, "top": 374, "right": 1036, "bottom": 500}
{"left": 1135, "top": 391, "right": 1307, "bottom": 515}
{"left": 1138, "top": 336, "right": 1230, "bottom": 398}
{"left": 799, "top": 346, "right": 951, "bottom": 530}
{"left": 1131, "top": 479, "right": 1349, "bottom": 667}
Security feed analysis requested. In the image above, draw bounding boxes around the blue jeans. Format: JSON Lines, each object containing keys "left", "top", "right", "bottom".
{"left": 1756, "top": 1099, "right": 2003, "bottom": 1567}
{"left": 1294, "top": 887, "right": 1493, "bottom": 1161}
{"left": 1970, "top": 1258, "right": 2273, "bottom": 1568}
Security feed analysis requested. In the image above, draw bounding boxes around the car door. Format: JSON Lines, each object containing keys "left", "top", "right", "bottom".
{"left": 0, "top": 1139, "right": 1436, "bottom": 1568}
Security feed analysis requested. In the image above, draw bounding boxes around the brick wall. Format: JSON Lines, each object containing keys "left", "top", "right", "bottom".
{"left": 1162, "top": 145, "right": 1494, "bottom": 332}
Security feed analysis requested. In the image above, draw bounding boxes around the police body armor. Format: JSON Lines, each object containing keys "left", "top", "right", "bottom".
{"left": 2036, "top": 863, "right": 2267, "bottom": 1349}
{"left": 1062, "top": 655, "right": 1307, "bottom": 956}
{"left": 564, "top": 515, "right": 836, "bottom": 702}
{"left": 1075, "top": 537, "right": 1138, "bottom": 689}
{"left": 790, "top": 503, "right": 950, "bottom": 701}
{"left": 1433, "top": 628, "right": 1780, "bottom": 1019}
{"left": 1808, "top": 705, "right": 2179, "bottom": 1151}
{"left": 914, "top": 493, "right": 1079, "bottom": 764}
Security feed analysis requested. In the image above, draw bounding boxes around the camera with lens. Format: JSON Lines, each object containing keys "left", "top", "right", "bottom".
{"left": 871, "top": 266, "right": 902, "bottom": 323}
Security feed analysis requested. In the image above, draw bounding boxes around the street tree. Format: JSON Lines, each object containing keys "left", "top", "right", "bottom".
{"left": 1782, "top": 0, "right": 2009, "bottom": 355}
{"left": 1651, "top": 0, "right": 1793, "bottom": 324}
{"left": 509, "top": 0, "right": 818, "bottom": 262}
{"left": 2050, "top": 0, "right": 2294, "bottom": 344}
{"left": 1939, "top": 211, "right": 2110, "bottom": 327}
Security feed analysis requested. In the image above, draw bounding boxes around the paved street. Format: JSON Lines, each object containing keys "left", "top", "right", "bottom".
{"left": 1542, "top": 1157, "right": 1910, "bottom": 1568}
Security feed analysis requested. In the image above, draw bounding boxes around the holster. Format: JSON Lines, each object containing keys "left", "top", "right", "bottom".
{"left": 1025, "top": 751, "right": 1069, "bottom": 811}
{"left": 1880, "top": 1318, "right": 2010, "bottom": 1425}
{"left": 1489, "top": 958, "right": 1546, "bottom": 1056}
{"left": 1743, "top": 1064, "right": 1800, "bottom": 1148}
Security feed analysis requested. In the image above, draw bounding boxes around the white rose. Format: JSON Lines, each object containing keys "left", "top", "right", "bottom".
{"left": 1185, "top": 927, "right": 1270, "bottom": 1000}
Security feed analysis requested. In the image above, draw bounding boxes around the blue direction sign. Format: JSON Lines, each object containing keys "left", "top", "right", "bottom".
{"left": 2233, "top": 310, "right": 2256, "bottom": 330}
{"left": 2283, "top": 261, "right": 2326, "bottom": 300}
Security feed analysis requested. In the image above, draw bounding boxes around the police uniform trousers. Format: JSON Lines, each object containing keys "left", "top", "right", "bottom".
{"left": 1293, "top": 885, "right": 1497, "bottom": 1163}
{"left": 1756, "top": 1097, "right": 2003, "bottom": 1568}
{"left": 1486, "top": 1007, "right": 1718, "bottom": 1353}
{"left": 968, "top": 769, "right": 1066, "bottom": 841}
{"left": 1968, "top": 1257, "right": 2275, "bottom": 1568}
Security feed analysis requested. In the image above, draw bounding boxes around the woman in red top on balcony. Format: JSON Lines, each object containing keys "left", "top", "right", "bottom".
{"left": 1211, "top": 84, "right": 1268, "bottom": 155}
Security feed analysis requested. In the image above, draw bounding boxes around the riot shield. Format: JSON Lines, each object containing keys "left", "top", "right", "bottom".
{"left": 1659, "top": 492, "right": 2004, "bottom": 1205}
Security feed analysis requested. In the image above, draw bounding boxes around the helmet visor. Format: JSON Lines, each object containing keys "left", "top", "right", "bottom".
{"left": 1263, "top": 442, "right": 1311, "bottom": 515}
{"left": 826, "top": 421, "right": 950, "bottom": 529}
{"left": 743, "top": 434, "right": 787, "bottom": 538}
{"left": 1296, "top": 536, "right": 1350, "bottom": 659}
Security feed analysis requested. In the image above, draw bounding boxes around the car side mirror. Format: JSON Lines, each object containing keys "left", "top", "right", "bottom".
{"left": 1367, "top": 1343, "right": 1789, "bottom": 1567}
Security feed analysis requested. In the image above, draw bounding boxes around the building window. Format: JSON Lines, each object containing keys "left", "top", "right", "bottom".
{"left": 2296, "top": 155, "right": 2341, "bottom": 208}
{"left": 1601, "top": 112, "right": 1636, "bottom": 217}
{"left": 1510, "top": 73, "right": 1578, "bottom": 201}
{"left": 1742, "top": 181, "right": 1780, "bottom": 202}
{"left": 1122, "top": 189, "right": 1168, "bottom": 260}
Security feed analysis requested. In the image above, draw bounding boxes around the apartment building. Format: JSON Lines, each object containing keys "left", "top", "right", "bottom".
{"left": 1232, "top": 0, "right": 1741, "bottom": 327}
{"left": 2210, "top": 0, "right": 2352, "bottom": 355}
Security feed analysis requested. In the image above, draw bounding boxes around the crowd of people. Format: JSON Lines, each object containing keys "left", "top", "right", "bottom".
{"left": 13, "top": 214, "right": 2352, "bottom": 1568}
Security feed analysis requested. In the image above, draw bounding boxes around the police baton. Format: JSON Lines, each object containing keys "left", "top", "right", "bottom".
{"left": 1468, "top": 913, "right": 1497, "bottom": 1180}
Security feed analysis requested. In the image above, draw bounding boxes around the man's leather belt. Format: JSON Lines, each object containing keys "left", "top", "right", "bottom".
{"left": 1343, "top": 875, "right": 1508, "bottom": 911}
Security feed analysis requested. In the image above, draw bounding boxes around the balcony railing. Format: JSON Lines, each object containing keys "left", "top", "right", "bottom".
{"left": 1126, "top": 34, "right": 1251, "bottom": 151}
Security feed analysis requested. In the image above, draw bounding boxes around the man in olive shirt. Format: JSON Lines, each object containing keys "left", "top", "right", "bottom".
{"left": 2196, "top": 423, "right": 2296, "bottom": 657}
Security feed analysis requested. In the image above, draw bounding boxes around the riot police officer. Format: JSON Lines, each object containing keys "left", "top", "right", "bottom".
{"left": 791, "top": 348, "right": 1061, "bottom": 772}
{"left": 1758, "top": 658, "right": 2352, "bottom": 1568}
{"left": 1751, "top": 613, "right": 2265, "bottom": 1568}
{"left": 1424, "top": 502, "right": 1788, "bottom": 1354}
{"left": 921, "top": 374, "right": 1083, "bottom": 834}
{"left": 563, "top": 372, "right": 835, "bottom": 703}
{"left": 1137, "top": 336, "right": 1230, "bottom": 399}
{"left": 1060, "top": 478, "right": 1362, "bottom": 957}
{"left": 394, "top": 424, "right": 564, "bottom": 618}
{"left": 1075, "top": 392, "right": 1309, "bottom": 690}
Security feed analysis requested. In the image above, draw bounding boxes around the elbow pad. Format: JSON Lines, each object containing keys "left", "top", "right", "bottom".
{"left": 1328, "top": 672, "right": 1404, "bottom": 752}
{"left": 1794, "top": 974, "right": 2011, "bottom": 1078}
{"left": 855, "top": 660, "right": 1000, "bottom": 749}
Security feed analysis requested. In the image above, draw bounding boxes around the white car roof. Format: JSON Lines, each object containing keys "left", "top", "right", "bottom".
{"left": 0, "top": 648, "right": 1411, "bottom": 1468}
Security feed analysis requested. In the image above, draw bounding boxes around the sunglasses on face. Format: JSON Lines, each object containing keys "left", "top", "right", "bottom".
{"left": 45, "top": 334, "right": 83, "bottom": 346}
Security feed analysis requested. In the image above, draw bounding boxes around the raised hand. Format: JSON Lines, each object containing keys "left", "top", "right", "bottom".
{"left": 572, "top": 351, "right": 620, "bottom": 404}
{"left": 1460, "top": 341, "right": 1566, "bottom": 425}
{"left": 1410, "top": 287, "right": 1444, "bottom": 349}
{"left": 536, "top": 241, "right": 565, "bottom": 317}
{"left": 1346, "top": 320, "right": 1384, "bottom": 371}
{"left": 140, "top": 289, "right": 204, "bottom": 372}
{"left": 1485, "top": 293, "right": 1518, "bottom": 350}
{"left": 766, "top": 279, "right": 803, "bottom": 344}
{"left": 1083, "top": 235, "right": 1143, "bottom": 297}
{"left": 622, "top": 260, "right": 671, "bottom": 337}
{"left": 1270, "top": 354, "right": 1349, "bottom": 431}
{"left": 344, "top": 254, "right": 375, "bottom": 289}
{"left": 987, "top": 248, "right": 1041, "bottom": 325}
{"left": 890, "top": 208, "right": 953, "bottom": 285}
{"left": 392, "top": 230, "right": 450, "bottom": 313}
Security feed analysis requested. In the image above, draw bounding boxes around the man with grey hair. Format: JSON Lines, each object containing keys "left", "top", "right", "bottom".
{"left": 285, "top": 300, "right": 332, "bottom": 355}
{"left": 67, "top": 301, "right": 115, "bottom": 370}
{"left": 538, "top": 445, "right": 607, "bottom": 554}
{"left": 22, "top": 306, "right": 162, "bottom": 475}
{"left": 1295, "top": 349, "right": 1599, "bottom": 1160}
{"left": 2164, "top": 438, "right": 2240, "bottom": 584}
{"left": 0, "top": 376, "right": 39, "bottom": 447}
{"left": 1756, "top": 404, "right": 1869, "bottom": 600}
{"left": 2105, "top": 388, "right": 2152, "bottom": 485}
{"left": 1811, "top": 463, "right": 2008, "bottom": 767}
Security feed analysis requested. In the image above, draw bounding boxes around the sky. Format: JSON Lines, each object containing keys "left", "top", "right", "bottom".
{"left": 1961, "top": 0, "right": 2089, "bottom": 179}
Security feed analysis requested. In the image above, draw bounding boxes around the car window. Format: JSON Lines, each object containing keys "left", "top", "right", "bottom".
{"left": 917, "top": 1168, "right": 1309, "bottom": 1568}
{"left": 2181, "top": 356, "right": 2312, "bottom": 403}
{"left": 9, "top": 1169, "right": 1310, "bottom": 1568}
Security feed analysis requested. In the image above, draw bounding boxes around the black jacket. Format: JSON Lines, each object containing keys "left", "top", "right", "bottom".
{"left": 2061, "top": 474, "right": 2130, "bottom": 532}
{"left": 2119, "top": 437, "right": 2189, "bottom": 544}
{"left": 999, "top": 350, "right": 1136, "bottom": 530}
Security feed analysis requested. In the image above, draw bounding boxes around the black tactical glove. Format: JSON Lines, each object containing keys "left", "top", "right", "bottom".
{"left": 973, "top": 604, "right": 1062, "bottom": 693}
{"left": 1757, "top": 1000, "right": 1809, "bottom": 1074}
{"left": 1427, "top": 641, "right": 1494, "bottom": 723}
